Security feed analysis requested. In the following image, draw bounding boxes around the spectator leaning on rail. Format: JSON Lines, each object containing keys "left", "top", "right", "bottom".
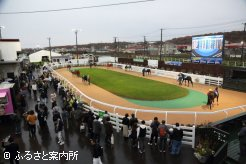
{"left": 148, "top": 117, "right": 160, "bottom": 146}
{"left": 158, "top": 120, "right": 169, "bottom": 153}
{"left": 171, "top": 123, "right": 183, "bottom": 155}
{"left": 238, "top": 121, "right": 246, "bottom": 156}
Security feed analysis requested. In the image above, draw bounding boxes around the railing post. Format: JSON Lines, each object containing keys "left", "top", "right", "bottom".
{"left": 113, "top": 106, "right": 117, "bottom": 114}
{"left": 116, "top": 113, "right": 120, "bottom": 133}
{"left": 90, "top": 100, "right": 93, "bottom": 106}
{"left": 240, "top": 106, "right": 245, "bottom": 112}
{"left": 134, "top": 109, "right": 138, "bottom": 117}
{"left": 194, "top": 112, "right": 197, "bottom": 125}
{"left": 192, "top": 125, "right": 196, "bottom": 148}
{"left": 165, "top": 111, "right": 168, "bottom": 124}
{"left": 224, "top": 111, "right": 228, "bottom": 118}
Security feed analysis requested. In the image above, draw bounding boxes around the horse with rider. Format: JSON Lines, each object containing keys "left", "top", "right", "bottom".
{"left": 207, "top": 87, "right": 219, "bottom": 109}
{"left": 177, "top": 73, "right": 193, "bottom": 87}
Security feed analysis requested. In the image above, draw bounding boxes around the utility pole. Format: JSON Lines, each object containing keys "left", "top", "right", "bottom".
{"left": 48, "top": 37, "right": 52, "bottom": 63}
{"left": 114, "top": 37, "right": 117, "bottom": 62}
{"left": 72, "top": 29, "right": 80, "bottom": 65}
{"left": 143, "top": 36, "right": 147, "bottom": 57}
{"left": 75, "top": 30, "right": 79, "bottom": 64}
{"left": 241, "top": 23, "right": 246, "bottom": 62}
{"left": 0, "top": 26, "right": 5, "bottom": 39}
{"left": 159, "top": 28, "right": 163, "bottom": 61}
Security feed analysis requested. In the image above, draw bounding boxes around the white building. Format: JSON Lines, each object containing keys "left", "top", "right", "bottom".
{"left": 29, "top": 50, "right": 61, "bottom": 63}
{"left": 0, "top": 39, "right": 23, "bottom": 80}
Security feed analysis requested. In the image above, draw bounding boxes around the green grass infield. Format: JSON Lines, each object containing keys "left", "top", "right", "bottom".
{"left": 77, "top": 68, "right": 188, "bottom": 101}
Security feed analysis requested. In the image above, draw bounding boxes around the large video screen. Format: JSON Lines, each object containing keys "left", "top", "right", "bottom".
{"left": 191, "top": 35, "right": 224, "bottom": 64}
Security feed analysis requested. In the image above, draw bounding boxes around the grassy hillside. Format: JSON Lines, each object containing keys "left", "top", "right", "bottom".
{"left": 78, "top": 68, "right": 188, "bottom": 100}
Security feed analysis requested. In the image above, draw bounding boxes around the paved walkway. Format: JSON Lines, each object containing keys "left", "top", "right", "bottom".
{"left": 0, "top": 85, "right": 199, "bottom": 164}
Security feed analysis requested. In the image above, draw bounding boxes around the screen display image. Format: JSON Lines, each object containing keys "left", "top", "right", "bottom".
{"left": 191, "top": 35, "right": 224, "bottom": 64}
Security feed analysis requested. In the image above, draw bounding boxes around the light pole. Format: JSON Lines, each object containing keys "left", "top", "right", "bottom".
{"left": 241, "top": 41, "right": 244, "bottom": 62}
{"left": 0, "top": 26, "right": 5, "bottom": 39}
{"left": 72, "top": 29, "right": 80, "bottom": 65}
{"left": 48, "top": 37, "right": 52, "bottom": 63}
{"left": 241, "top": 23, "right": 246, "bottom": 63}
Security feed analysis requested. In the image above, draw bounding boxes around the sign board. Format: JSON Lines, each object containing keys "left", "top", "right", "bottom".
{"left": 133, "top": 58, "right": 144, "bottom": 62}
{"left": 148, "top": 60, "right": 158, "bottom": 68}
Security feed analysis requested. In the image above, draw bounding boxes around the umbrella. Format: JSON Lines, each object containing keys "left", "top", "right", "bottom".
{"left": 53, "top": 106, "right": 61, "bottom": 111}
{"left": 43, "top": 78, "right": 51, "bottom": 81}
{"left": 5, "top": 78, "right": 13, "bottom": 82}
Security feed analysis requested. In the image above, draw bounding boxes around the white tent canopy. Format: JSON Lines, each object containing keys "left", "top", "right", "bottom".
{"left": 29, "top": 50, "right": 61, "bottom": 63}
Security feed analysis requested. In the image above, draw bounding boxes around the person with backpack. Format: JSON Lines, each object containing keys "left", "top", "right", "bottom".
{"left": 137, "top": 120, "right": 147, "bottom": 153}
{"left": 171, "top": 123, "right": 183, "bottom": 155}
{"left": 91, "top": 139, "right": 103, "bottom": 164}
{"left": 158, "top": 120, "right": 168, "bottom": 152}
{"left": 148, "top": 117, "right": 160, "bottom": 146}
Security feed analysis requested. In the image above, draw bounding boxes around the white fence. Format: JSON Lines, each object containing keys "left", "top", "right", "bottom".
{"left": 82, "top": 103, "right": 196, "bottom": 148}
{"left": 114, "top": 63, "right": 223, "bottom": 86}
{"left": 48, "top": 64, "right": 246, "bottom": 148}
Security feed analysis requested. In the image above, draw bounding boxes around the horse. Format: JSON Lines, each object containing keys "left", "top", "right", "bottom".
{"left": 142, "top": 68, "right": 151, "bottom": 76}
{"left": 125, "top": 65, "right": 132, "bottom": 71}
{"left": 207, "top": 90, "right": 218, "bottom": 109}
{"left": 67, "top": 65, "right": 71, "bottom": 70}
{"left": 178, "top": 73, "right": 193, "bottom": 87}
{"left": 82, "top": 75, "right": 90, "bottom": 85}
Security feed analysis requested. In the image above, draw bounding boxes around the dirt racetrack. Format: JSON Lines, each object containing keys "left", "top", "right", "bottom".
{"left": 54, "top": 67, "right": 246, "bottom": 125}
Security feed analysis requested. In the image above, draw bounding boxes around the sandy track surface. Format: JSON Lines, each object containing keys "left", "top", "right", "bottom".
{"left": 54, "top": 67, "right": 246, "bottom": 125}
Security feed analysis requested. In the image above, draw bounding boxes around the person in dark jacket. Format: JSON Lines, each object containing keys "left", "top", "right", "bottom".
{"left": 93, "top": 116, "right": 102, "bottom": 143}
{"left": 56, "top": 118, "right": 64, "bottom": 146}
{"left": 129, "top": 113, "right": 138, "bottom": 129}
{"left": 148, "top": 117, "right": 160, "bottom": 146}
{"left": 2, "top": 137, "right": 19, "bottom": 164}
{"left": 130, "top": 122, "right": 138, "bottom": 148}
{"left": 171, "top": 123, "right": 183, "bottom": 155}
{"left": 104, "top": 117, "right": 113, "bottom": 145}
{"left": 122, "top": 113, "right": 129, "bottom": 141}
{"left": 238, "top": 121, "right": 246, "bottom": 156}
{"left": 137, "top": 120, "right": 147, "bottom": 153}
{"left": 91, "top": 139, "right": 103, "bottom": 164}
{"left": 87, "top": 112, "right": 95, "bottom": 140}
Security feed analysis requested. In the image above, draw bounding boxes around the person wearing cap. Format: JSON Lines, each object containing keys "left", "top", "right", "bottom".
{"left": 1, "top": 137, "right": 20, "bottom": 164}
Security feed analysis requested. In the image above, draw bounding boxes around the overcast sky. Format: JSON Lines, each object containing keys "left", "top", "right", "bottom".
{"left": 0, "top": 0, "right": 246, "bottom": 48}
